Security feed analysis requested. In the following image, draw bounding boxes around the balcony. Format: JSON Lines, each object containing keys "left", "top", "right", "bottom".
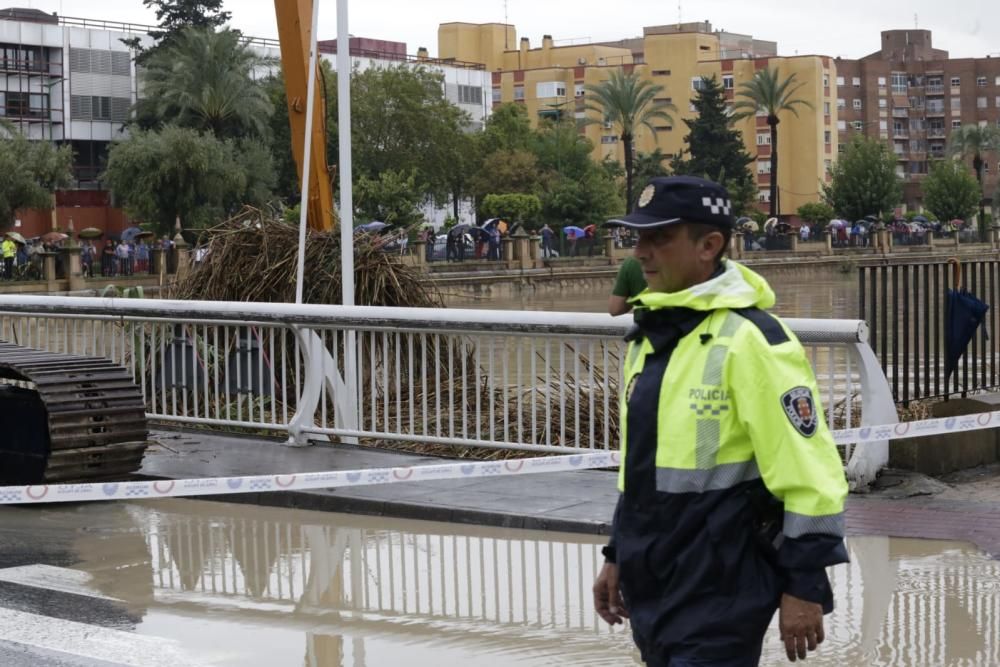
{"left": 925, "top": 107, "right": 945, "bottom": 117}
{"left": 892, "top": 108, "right": 909, "bottom": 118}
{"left": 893, "top": 130, "right": 909, "bottom": 139}
{"left": 926, "top": 85, "right": 944, "bottom": 95}
{"left": 927, "top": 128, "right": 947, "bottom": 139}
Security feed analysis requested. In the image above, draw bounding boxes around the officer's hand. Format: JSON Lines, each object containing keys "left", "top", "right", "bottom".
{"left": 779, "top": 593, "right": 824, "bottom": 661}
{"left": 592, "top": 562, "right": 628, "bottom": 625}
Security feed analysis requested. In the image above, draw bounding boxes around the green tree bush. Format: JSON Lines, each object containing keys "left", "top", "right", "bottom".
{"left": 922, "top": 160, "right": 981, "bottom": 224}
{"left": 822, "top": 136, "right": 901, "bottom": 222}
{"left": 0, "top": 127, "right": 73, "bottom": 229}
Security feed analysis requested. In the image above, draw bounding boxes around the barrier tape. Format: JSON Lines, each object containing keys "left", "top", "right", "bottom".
{"left": 0, "top": 410, "right": 997, "bottom": 505}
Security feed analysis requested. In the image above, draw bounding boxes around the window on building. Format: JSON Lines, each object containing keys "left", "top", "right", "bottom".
{"left": 513, "top": 86, "right": 524, "bottom": 100}
{"left": 654, "top": 97, "right": 672, "bottom": 104}
{"left": 996, "top": 96, "right": 1000, "bottom": 108}
{"left": 853, "top": 99, "right": 862, "bottom": 110}
{"left": 979, "top": 120, "right": 988, "bottom": 128}
{"left": 651, "top": 69, "right": 671, "bottom": 76}
{"left": 535, "top": 82, "right": 566, "bottom": 98}
{"left": 691, "top": 77, "right": 706, "bottom": 91}
{"left": 996, "top": 76, "right": 1000, "bottom": 86}
{"left": 950, "top": 76, "right": 961, "bottom": 87}
{"left": 824, "top": 101, "right": 831, "bottom": 115}
{"left": 756, "top": 160, "right": 771, "bottom": 175}
{"left": 690, "top": 103, "right": 697, "bottom": 112}
{"left": 891, "top": 72, "right": 907, "bottom": 94}
{"left": 2, "top": 91, "right": 29, "bottom": 117}
{"left": 880, "top": 120, "right": 888, "bottom": 130}
{"left": 837, "top": 120, "right": 847, "bottom": 130}
{"left": 758, "top": 190, "right": 771, "bottom": 202}
{"left": 952, "top": 119, "right": 962, "bottom": 128}
{"left": 852, "top": 121, "right": 864, "bottom": 131}
{"left": 877, "top": 76, "right": 886, "bottom": 87}
{"left": 825, "top": 159, "right": 832, "bottom": 172}
{"left": 878, "top": 98, "right": 887, "bottom": 108}
{"left": 837, "top": 98, "right": 846, "bottom": 109}
{"left": 458, "top": 85, "right": 483, "bottom": 105}
{"left": 654, "top": 125, "right": 673, "bottom": 131}
{"left": 575, "top": 83, "right": 585, "bottom": 97}
{"left": 756, "top": 132, "right": 771, "bottom": 145}
{"left": 853, "top": 77, "right": 861, "bottom": 87}
{"left": 978, "top": 96, "right": 988, "bottom": 109}
{"left": 823, "top": 74, "right": 829, "bottom": 87}
{"left": 722, "top": 75, "right": 734, "bottom": 90}
{"left": 824, "top": 130, "right": 831, "bottom": 144}
{"left": 838, "top": 143, "right": 846, "bottom": 153}
{"left": 950, "top": 97, "right": 961, "bottom": 110}
{"left": 491, "top": 88, "right": 502, "bottom": 104}
{"left": 977, "top": 76, "right": 987, "bottom": 87}
{"left": 601, "top": 135, "right": 618, "bottom": 144}
{"left": 836, "top": 76, "right": 845, "bottom": 86}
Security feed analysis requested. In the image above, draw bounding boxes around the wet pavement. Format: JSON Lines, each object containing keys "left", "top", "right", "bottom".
{"left": 140, "top": 429, "right": 1000, "bottom": 558}
{"left": 0, "top": 499, "right": 999, "bottom": 666}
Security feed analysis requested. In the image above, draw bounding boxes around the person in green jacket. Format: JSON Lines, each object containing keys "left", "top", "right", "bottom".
{"left": 593, "top": 176, "right": 848, "bottom": 666}
{"left": 608, "top": 256, "right": 646, "bottom": 316}
{"left": 1, "top": 237, "right": 16, "bottom": 280}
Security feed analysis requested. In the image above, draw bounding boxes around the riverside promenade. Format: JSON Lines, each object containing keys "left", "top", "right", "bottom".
{"left": 140, "top": 428, "right": 1000, "bottom": 559}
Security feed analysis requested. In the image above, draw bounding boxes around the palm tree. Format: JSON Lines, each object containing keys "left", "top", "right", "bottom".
{"left": 948, "top": 124, "right": 1000, "bottom": 234}
{"left": 583, "top": 68, "right": 676, "bottom": 211}
{"left": 731, "top": 68, "right": 813, "bottom": 218}
{"left": 135, "top": 27, "right": 274, "bottom": 139}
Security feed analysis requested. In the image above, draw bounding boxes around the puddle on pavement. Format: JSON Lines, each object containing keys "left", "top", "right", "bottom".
{"left": 10, "top": 499, "right": 1000, "bottom": 666}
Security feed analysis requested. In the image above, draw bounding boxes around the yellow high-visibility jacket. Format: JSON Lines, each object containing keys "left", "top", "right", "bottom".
{"left": 609, "top": 260, "right": 848, "bottom": 662}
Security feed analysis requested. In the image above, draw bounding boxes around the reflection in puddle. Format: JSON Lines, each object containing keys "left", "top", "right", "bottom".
{"left": 51, "top": 500, "right": 1000, "bottom": 666}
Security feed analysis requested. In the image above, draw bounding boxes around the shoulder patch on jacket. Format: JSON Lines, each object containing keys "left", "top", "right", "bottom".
{"left": 731, "top": 307, "right": 789, "bottom": 346}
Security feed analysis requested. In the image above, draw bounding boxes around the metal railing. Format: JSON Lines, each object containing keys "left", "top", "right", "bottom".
{"left": 860, "top": 259, "right": 1000, "bottom": 404}
{"left": 0, "top": 296, "right": 894, "bottom": 485}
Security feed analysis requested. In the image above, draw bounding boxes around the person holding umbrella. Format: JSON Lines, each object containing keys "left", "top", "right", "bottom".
{"left": 593, "top": 176, "right": 848, "bottom": 666}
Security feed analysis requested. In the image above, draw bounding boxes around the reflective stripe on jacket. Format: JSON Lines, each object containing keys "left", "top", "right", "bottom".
{"left": 612, "top": 260, "right": 849, "bottom": 662}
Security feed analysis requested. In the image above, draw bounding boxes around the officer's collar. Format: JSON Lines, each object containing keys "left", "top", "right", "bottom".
{"left": 628, "top": 307, "right": 709, "bottom": 353}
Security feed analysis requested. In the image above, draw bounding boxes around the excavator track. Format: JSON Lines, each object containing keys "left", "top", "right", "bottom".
{"left": 0, "top": 342, "right": 149, "bottom": 485}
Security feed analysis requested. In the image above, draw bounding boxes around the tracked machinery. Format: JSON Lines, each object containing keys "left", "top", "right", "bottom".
{"left": 0, "top": 343, "right": 150, "bottom": 485}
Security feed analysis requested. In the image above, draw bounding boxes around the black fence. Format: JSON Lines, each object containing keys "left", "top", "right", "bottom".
{"left": 859, "top": 260, "right": 999, "bottom": 405}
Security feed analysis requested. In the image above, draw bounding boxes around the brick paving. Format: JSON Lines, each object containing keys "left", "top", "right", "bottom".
{"left": 141, "top": 428, "right": 1000, "bottom": 558}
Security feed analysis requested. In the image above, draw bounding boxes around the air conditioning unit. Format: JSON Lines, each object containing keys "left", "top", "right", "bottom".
{"left": 597, "top": 57, "right": 606, "bottom": 66}
{"left": 577, "top": 57, "right": 588, "bottom": 65}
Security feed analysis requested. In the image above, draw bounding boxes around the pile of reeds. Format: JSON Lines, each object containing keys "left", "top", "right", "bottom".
{"left": 175, "top": 206, "right": 441, "bottom": 307}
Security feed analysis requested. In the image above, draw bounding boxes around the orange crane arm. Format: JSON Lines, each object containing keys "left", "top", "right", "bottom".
{"left": 274, "top": 0, "right": 335, "bottom": 232}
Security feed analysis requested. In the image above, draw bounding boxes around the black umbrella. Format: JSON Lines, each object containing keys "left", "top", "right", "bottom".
{"left": 945, "top": 258, "right": 990, "bottom": 385}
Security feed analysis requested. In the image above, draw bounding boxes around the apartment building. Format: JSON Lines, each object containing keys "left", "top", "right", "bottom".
{"left": 440, "top": 21, "right": 836, "bottom": 217}
{"left": 835, "top": 29, "right": 1000, "bottom": 211}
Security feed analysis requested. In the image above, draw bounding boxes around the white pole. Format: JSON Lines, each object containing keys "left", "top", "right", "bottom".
{"left": 337, "top": 0, "right": 359, "bottom": 438}
{"left": 337, "top": 0, "right": 355, "bottom": 307}
{"left": 294, "top": 0, "right": 322, "bottom": 305}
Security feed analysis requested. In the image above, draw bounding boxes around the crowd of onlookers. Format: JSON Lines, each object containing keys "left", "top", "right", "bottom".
{"left": 0, "top": 233, "right": 179, "bottom": 281}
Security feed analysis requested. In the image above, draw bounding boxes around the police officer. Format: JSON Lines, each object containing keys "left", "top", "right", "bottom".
{"left": 592, "top": 176, "right": 849, "bottom": 666}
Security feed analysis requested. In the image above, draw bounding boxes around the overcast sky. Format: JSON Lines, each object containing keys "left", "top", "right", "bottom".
{"left": 22, "top": 0, "right": 1000, "bottom": 60}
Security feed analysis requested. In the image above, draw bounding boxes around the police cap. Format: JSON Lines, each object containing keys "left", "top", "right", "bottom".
{"left": 604, "top": 176, "right": 735, "bottom": 230}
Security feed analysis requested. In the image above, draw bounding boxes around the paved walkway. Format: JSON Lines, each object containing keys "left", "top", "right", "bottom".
{"left": 139, "top": 429, "right": 1000, "bottom": 557}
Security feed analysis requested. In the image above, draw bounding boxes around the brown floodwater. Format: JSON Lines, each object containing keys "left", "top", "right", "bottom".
{"left": 1, "top": 499, "right": 997, "bottom": 666}
{"left": 448, "top": 274, "right": 859, "bottom": 320}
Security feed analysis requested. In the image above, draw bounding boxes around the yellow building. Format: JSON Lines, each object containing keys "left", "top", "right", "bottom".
{"left": 439, "top": 22, "right": 838, "bottom": 218}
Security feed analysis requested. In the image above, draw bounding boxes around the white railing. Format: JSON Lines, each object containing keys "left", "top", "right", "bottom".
{"left": 0, "top": 296, "right": 894, "bottom": 485}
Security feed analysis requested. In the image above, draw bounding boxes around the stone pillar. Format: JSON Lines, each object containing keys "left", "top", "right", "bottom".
{"left": 992, "top": 226, "right": 1000, "bottom": 251}
{"left": 173, "top": 220, "right": 191, "bottom": 281}
{"left": 61, "top": 246, "right": 85, "bottom": 292}
{"left": 513, "top": 229, "right": 531, "bottom": 270}
{"left": 152, "top": 247, "right": 165, "bottom": 278}
{"left": 788, "top": 232, "right": 799, "bottom": 253}
{"left": 954, "top": 230, "right": 961, "bottom": 249}
{"left": 926, "top": 231, "right": 935, "bottom": 248}
{"left": 412, "top": 240, "right": 426, "bottom": 266}
{"left": 43, "top": 253, "right": 57, "bottom": 291}
{"left": 502, "top": 236, "right": 514, "bottom": 265}
{"left": 732, "top": 233, "right": 743, "bottom": 260}
{"left": 602, "top": 234, "right": 614, "bottom": 264}
{"left": 822, "top": 230, "right": 833, "bottom": 255}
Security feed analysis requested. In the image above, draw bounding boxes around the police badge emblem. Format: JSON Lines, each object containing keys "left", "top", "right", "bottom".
{"left": 781, "top": 386, "right": 817, "bottom": 437}
{"left": 637, "top": 184, "right": 656, "bottom": 208}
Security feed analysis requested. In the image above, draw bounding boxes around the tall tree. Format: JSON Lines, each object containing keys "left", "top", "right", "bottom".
{"left": 583, "top": 68, "right": 676, "bottom": 211}
{"left": 133, "top": 27, "right": 273, "bottom": 140}
{"left": 0, "top": 125, "right": 73, "bottom": 229}
{"left": 922, "top": 159, "right": 981, "bottom": 224}
{"left": 822, "top": 135, "right": 901, "bottom": 222}
{"left": 104, "top": 125, "right": 274, "bottom": 235}
{"left": 122, "top": 0, "right": 232, "bottom": 62}
{"left": 948, "top": 124, "right": 1000, "bottom": 234}
{"left": 731, "top": 68, "right": 813, "bottom": 218}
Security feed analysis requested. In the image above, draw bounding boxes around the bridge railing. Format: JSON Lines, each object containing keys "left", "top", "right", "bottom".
{"left": 0, "top": 296, "right": 894, "bottom": 485}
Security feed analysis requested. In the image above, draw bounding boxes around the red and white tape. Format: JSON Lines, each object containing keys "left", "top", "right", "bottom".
{"left": 0, "top": 411, "right": 993, "bottom": 505}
